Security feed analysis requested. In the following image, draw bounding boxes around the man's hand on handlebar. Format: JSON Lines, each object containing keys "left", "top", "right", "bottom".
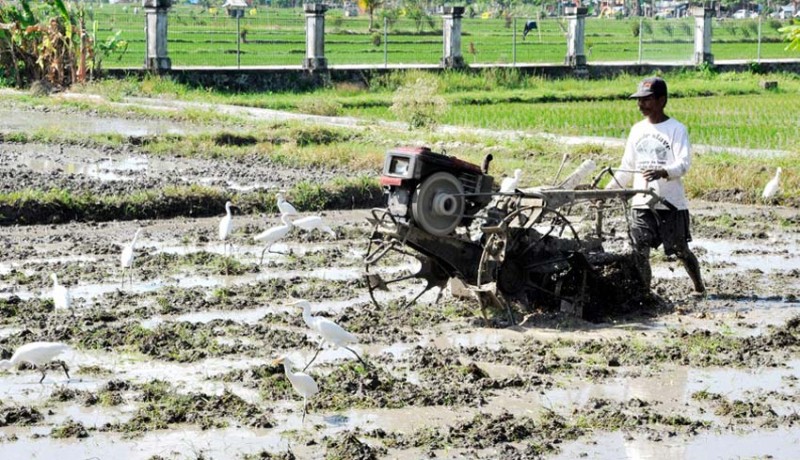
{"left": 642, "top": 168, "right": 668, "bottom": 181}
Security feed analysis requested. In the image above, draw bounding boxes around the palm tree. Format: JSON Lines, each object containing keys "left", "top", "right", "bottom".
{"left": 359, "top": 0, "right": 383, "bottom": 31}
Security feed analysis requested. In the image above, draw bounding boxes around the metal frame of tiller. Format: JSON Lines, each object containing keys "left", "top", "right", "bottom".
{"left": 365, "top": 165, "right": 668, "bottom": 323}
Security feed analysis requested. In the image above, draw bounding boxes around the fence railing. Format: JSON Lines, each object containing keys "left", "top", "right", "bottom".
{"left": 84, "top": 4, "right": 798, "bottom": 69}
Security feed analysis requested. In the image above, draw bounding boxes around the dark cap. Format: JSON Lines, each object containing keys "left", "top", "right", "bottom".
{"left": 630, "top": 77, "right": 667, "bottom": 99}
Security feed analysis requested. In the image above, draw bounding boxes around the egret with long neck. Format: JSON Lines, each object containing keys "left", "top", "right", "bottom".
{"left": 254, "top": 214, "right": 294, "bottom": 264}
{"left": 291, "top": 299, "right": 366, "bottom": 371}
{"left": 273, "top": 356, "right": 318, "bottom": 422}
{"left": 0, "top": 342, "right": 71, "bottom": 383}
{"left": 120, "top": 228, "right": 142, "bottom": 288}
{"left": 219, "top": 201, "right": 234, "bottom": 256}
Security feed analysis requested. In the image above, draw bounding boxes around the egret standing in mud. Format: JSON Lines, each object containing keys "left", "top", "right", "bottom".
{"left": 219, "top": 201, "right": 235, "bottom": 256}
{"left": 291, "top": 215, "right": 336, "bottom": 239}
{"left": 273, "top": 356, "right": 318, "bottom": 422}
{"left": 0, "top": 342, "right": 71, "bottom": 383}
{"left": 50, "top": 273, "right": 72, "bottom": 313}
{"left": 499, "top": 169, "right": 522, "bottom": 193}
{"left": 762, "top": 167, "right": 782, "bottom": 202}
{"left": 254, "top": 214, "right": 294, "bottom": 264}
{"left": 276, "top": 193, "right": 298, "bottom": 217}
{"left": 290, "top": 299, "right": 366, "bottom": 371}
{"left": 120, "top": 228, "right": 142, "bottom": 288}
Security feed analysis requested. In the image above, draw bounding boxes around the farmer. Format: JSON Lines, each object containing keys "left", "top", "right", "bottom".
{"left": 606, "top": 76, "right": 706, "bottom": 296}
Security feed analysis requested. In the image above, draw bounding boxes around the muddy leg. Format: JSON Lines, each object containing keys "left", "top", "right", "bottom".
{"left": 61, "top": 361, "right": 71, "bottom": 381}
{"left": 38, "top": 366, "right": 47, "bottom": 384}
{"left": 677, "top": 249, "right": 705, "bottom": 293}
{"left": 303, "top": 344, "right": 323, "bottom": 372}
{"left": 344, "top": 346, "right": 367, "bottom": 368}
{"left": 633, "top": 247, "right": 652, "bottom": 291}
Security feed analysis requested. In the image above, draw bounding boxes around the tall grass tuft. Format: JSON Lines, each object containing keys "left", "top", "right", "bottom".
{"left": 390, "top": 73, "right": 447, "bottom": 130}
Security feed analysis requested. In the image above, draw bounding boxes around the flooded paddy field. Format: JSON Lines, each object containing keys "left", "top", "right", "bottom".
{"left": 1, "top": 99, "right": 799, "bottom": 460}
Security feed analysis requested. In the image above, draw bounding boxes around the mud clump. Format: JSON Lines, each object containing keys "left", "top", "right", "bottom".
{"left": 51, "top": 418, "right": 90, "bottom": 438}
{"left": 214, "top": 132, "right": 258, "bottom": 147}
{"left": 325, "top": 431, "right": 386, "bottom": 460}
{"left": 242, "top": 451, "right": 296, "bottom": 460}
{"left": 344, "top": 299, "right": 450, "bottom": 344}
{"left": 578, "top": 398, "right": 709, "bottom": 434}
{"left": 310, "top": 362, "right": 474, "bottom": 410}
{"left": 0, "top": 404, "right": 43, "bottom": 427}
{"left": 218, "top": 363, "right": 284, "bottom": 388}
{"left": 116, "top": 380, "right": 274, "bottom": 433}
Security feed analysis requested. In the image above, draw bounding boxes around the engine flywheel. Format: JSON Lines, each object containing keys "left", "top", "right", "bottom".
{"left": 411, "top": 172, "right": 465, "bottom": 236}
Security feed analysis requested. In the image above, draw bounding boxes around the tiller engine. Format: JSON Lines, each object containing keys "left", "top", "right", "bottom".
{"left": 364, "top": 147, "right": 665, "bottom": 322}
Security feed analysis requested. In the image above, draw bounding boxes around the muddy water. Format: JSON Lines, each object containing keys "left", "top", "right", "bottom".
{"left": 0, "top": 108, "right": 193, "bottom": 137}
{"left": 1, "top": 214, "right": 798, "bottom": 460}
{"left": 1, "top": 98, "right": 799, "bottom": 459}
{"left": 553, "top": 427, "right": 800, "bottom": 460}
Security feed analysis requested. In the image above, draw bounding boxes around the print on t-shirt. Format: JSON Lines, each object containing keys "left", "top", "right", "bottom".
{"left": 633, "top": 133, "right": 671, "bottom": 171}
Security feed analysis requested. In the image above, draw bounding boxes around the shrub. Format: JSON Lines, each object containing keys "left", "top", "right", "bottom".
{"left": 390, "top": 74, "right": 448, "bottom": 129}
{"left": 371, "top": 31, "right": 382, "bottom": 47}
{"left": 297, "top": 98, "right": 343, "bottom": 117}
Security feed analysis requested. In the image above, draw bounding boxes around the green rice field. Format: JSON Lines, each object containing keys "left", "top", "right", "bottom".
{"left": 82, "top": 4, "right": 797, "bottom": 68}
{"left": 341, "top": 90, "right": 798, "bottom": 152}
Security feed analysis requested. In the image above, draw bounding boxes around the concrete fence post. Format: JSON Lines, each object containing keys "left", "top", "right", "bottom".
{"left": 143, "top": 0, "right": 172, "bottom": 71}
{"left": 304, "top": 3, "right": 328, "bottom": 71}
{"left": 692, "top": 6, "right": 714, "bottom": 65}
{"left": 564, "top": 6, "right": 587, "bottom": 67}
{"left": 441, "top": 6, "right": 465, "bottom": 68}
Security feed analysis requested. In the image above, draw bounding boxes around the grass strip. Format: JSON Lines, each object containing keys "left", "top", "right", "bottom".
{"left": 0, "top": 177, "right": 382, "bottom": 226}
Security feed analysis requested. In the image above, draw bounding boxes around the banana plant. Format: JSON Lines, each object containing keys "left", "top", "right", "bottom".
{"left": 0, "top": 0, "right": 94, "bottom": 88}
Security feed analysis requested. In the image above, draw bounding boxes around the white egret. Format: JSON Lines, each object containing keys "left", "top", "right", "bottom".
{"left": 499, "top": 169, "right": 522, "bottom": 193}
{"left": 291, "top": 215, "right": 336, "bottom": 238}
{"left": 253, "top": 214, "right": 294, "bottom": 264}
{"left": 219, "top": 201, "right": 235, "bottom": 255}
{"left": 50, "top": 273, "right": 72, "bottom": 312}
{"left": 276, "top": 193, "right": 298, "bottom": 217}
{"left": 273, "top": 356, "right": 318, "bottom": 422}
{"left": 762, "top": 167, "right": 782, "bottom": 202}
{"left": 120, "top": 228, "right": 142, "bottom": 288}
{"left": 0, "top": 342, "right": 71, "bottom": 383}
{"left": 290, "top": 299, "right": 366, "bottom": 371}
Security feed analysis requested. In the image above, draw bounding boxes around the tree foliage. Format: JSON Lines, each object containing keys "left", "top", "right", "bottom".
{"left": 0, "top": 0, "right": 124, "bottom": 89}
{"left": 780, "top": 22, "right": 800, "bottom": 51}
{"left": 358, "top": 0, "right": 383, "bottom": 31}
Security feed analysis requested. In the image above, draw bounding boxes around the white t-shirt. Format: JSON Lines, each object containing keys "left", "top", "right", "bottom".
{"left": 607, "top": 117, "right": 691, "bottom": 210}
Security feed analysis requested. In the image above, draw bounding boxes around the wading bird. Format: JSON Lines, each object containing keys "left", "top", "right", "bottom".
{"left": 276, "top": 193, "right": 298, "bottom": 217}
{"left": 291, "top": 215, "right": 336, "bottom": 238}
{"left": 762, "top": 167, "right": 782, "bottom": 202}
{"left": 254, "top": 214, "right": 294, "bottom": 264}
{"left": 273, "top": 356, "right": 318, "bottom": 422}
{"left": 50, "top": 273, "right": 71, "bottom": 312}
{"left": 219, "top": 201, "right": 235, "bottom": 256}
{"left": 499, "top": 169, "right": 522, "bottom": 193}
{"left": 0, "top": 342, "right": 71, "bottom": 383}
{"left": 120, "top": 228, "right": 142, "bottom": 288}
{"left": 290, "top": 299, "right": 366, "bottom": 371}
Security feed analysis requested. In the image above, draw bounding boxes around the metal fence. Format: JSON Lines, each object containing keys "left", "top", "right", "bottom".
{"left": 85, "top": 4, "right": 797, "bottom": 69}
